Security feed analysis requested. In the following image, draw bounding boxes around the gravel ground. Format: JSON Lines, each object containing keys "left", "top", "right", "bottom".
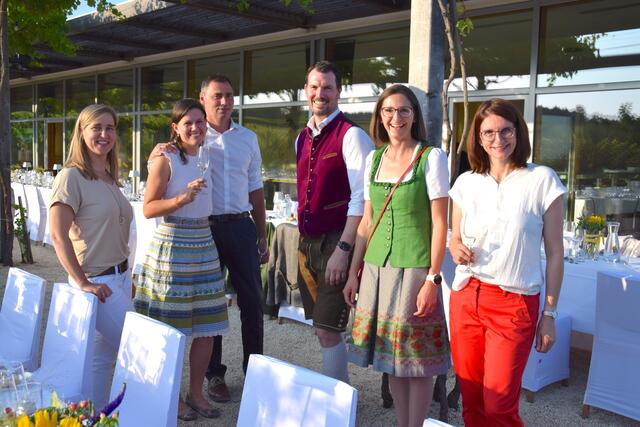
{"left": 1, "top": 240, "right": 639, "bottom": 426}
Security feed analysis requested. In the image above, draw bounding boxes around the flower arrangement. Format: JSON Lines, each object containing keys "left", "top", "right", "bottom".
{"left": 577, "top": 215, "right": 605, "bottom": 234}
{"left": 4, "top": 384, "right": 125, "bottom": 427}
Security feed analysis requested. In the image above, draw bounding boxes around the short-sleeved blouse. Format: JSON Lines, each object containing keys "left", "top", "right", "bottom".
{"left": 50, "top": 167, "right": 133, "bottom": 276}
{"left": 449, "top": 164, "right": 567, "bottom": 295}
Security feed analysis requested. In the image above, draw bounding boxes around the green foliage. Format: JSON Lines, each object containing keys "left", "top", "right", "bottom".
{"left": 456, "top": 17, "right": 473, "bottom": 37}
{"left": 12, "top": 202, "right": 27, "bottom": 237}
{"left": 7, "top": 0, "right": 122, "bottom": 61}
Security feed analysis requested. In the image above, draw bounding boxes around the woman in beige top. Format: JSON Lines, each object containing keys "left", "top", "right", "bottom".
{"left": 49, "top": 104, "right": 134, "bottom": 409}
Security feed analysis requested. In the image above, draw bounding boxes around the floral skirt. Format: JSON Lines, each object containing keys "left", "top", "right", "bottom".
{"left": 347, "top": 262, "right": 451, "bottom": 377}
{"left": 134, "top": 217, "right": 229, "bottom": 338}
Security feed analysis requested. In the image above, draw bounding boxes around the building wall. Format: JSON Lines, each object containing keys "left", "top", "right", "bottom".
{"left": 9, "top": 0, "right": 640, "bottom": 233}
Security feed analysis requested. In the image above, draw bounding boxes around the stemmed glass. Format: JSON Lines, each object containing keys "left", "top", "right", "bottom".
{"left": 461, "top": 215, "right": 478, "bottom": 273}
{"left": 196, "top": 144, "right": 210, "bottom": 178}
{"left": 570, "top": 227, "right": 585, "bottom": 263}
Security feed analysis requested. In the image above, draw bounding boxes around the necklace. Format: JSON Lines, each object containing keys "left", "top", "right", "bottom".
{"left": 102, "top": 179, "right": 126, "bottom": 225}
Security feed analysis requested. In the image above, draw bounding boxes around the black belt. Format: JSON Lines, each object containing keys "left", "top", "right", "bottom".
{"left": 89, "top": 259, "right": 128, "bottom": 278}
{"left": 209, "top": 212, "right": 251, "bottom": 224}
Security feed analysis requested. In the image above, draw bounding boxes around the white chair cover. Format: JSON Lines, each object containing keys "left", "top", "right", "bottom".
{"left": 129, "top": 201, "right": 161, "bottom": 275}
{"left": 423, "top": 418, "right": 454, "bottom": 426}
{"left": 521, "top": 312, "right": 571, "bottom": 392}
{"left": 237, "top": 354, "right": 358, "bottom": 427}
{"left": 39, "top": 187, "right": 54, "bottom": 246}
{"left": 31, "top": 283, "right": 97, "bottom": 403}
{"left": 0, "top": 268, "right": 46, "bottom": 371}
{"left": 23, "top": 185, "right": 46, "bottom": 242}
{"left": 109, "top": 312, "right": 186, "bottom": 427}
{"left": 583, "top": 271, "right": 640, "bottom": 421}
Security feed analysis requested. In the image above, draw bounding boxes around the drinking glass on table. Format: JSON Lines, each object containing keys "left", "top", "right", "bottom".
{"left": 571, "top": 228, "right": 585, "bottom": 263}
{"left": 14, "top": 381, "right": 42, "bottom": 416}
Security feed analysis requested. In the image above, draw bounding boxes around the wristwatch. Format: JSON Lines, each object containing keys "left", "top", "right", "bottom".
{"left": 542, "top": 308, "right": 558, "bottom": 319}
{"left": 425, "top": 273, "right": 442, "bottom": 285}
{"left": 337, "top": 240, "right": 352, "bottom": 252}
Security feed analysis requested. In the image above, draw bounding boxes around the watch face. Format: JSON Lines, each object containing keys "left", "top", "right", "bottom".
{"left": 434, "top": 274, "right": 442, "bottom": 285}
{"left": 338, "top": 241, "right": 351, "bottom": 251}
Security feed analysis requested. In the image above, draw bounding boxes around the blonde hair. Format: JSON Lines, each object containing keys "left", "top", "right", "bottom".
{"left": 64, "top": 104, "right": 121, "bottom": 185}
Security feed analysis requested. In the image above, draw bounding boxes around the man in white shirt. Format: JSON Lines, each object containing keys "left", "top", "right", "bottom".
{"left": 200, "top": 75, "right": 268, "bottom": 401}
{"left": 295, "top": 61, "right": 374, "bottom": 383}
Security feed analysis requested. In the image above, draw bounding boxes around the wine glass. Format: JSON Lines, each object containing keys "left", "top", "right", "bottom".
{"left": 196, "top": 145, "right": 210, "bottom": 178}
{"left": 461, "top": 215, "right": 478, "bottom": 274}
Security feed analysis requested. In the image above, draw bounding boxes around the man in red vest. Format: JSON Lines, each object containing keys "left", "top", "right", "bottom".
{"left": 295, "top": 61, "right": 374, "bottom": 383}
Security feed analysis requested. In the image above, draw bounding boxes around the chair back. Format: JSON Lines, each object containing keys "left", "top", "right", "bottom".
{"left": 583, "top": 271, "right": 640, "bottom": 421}
{"left": 109, "top": 312, "right": 186, "bottom": 427}
{"left": 23, "top": 185, "right": 45, "bottom": 242}
{"left": 237, "top": 354, "right": 357, "bottom": 427}
{"left": 423, "top": 419, "right": 455, "bottom": 427}
{"left": 0, "top": 268, "right": 46, "bottom": 370}
{"left": 32, "top": 283, "right": 97, "bottom": 402}
{"left": 595, "top": 271, "right": 640, "bottom": 336}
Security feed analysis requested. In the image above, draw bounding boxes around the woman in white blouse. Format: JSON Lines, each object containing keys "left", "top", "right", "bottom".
{"left": 448, "top": 98, "right": 565, "bottom": 427}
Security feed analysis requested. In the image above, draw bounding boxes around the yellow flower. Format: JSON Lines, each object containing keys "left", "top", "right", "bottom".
{"left": 35, "top": 410, "right": 59, "bottom": 427}
{"left": 16, "top": 414, "right": 34, "bottom": 427}
{"left": 59, "top": 418, "right": 82, "bottom": 427}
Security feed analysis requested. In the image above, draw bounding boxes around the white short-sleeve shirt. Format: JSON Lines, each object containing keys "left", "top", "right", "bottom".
{"left": 364, "top": 146, "right": 450, "bottom": 200}
{"left": 449, "top": 164, "right": 567, "bottom": 295}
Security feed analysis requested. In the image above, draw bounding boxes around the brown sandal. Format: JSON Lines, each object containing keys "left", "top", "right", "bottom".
{"left": 185, "top": 394, "right": 221, "bottom": 419}
{"left": 177, "top": 404, "right": 197, "bottom": 421}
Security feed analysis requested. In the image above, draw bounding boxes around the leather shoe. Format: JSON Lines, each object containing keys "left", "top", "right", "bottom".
{"left": 208, "top": 376, "right": 231, "bottom": 402}
{"left": 185, "top": 394, "right": 221, "bottom": 419}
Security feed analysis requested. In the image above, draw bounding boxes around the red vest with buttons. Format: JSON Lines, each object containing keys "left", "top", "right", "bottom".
{"left": 296, "top": 112, "right": 355, "bottom": 237}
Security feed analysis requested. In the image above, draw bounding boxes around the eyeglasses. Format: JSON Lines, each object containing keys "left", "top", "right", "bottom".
{"left": 479, "top": 127, "right": 515, "bottom": 142}
{"left": 381, "top": 106, "right": 413, "bottom": 118}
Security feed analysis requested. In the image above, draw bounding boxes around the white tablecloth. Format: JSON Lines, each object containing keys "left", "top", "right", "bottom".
{"left": 554, "top": 259, "right": 638, "bottom": 335}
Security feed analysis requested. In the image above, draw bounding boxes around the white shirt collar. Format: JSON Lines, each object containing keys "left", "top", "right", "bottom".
{"left": 207, "top": 120, "right": 238, "bottom": 135}
{"left": 307, "top": 109, "right": 341, "bottom": 137}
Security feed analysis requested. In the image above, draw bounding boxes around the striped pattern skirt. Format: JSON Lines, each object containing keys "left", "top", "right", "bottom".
{"left": 347, "top": 262, "right": 451, "bottom": 377}
{"left": 134, "top": 216, "right": 229, "bottom": 338}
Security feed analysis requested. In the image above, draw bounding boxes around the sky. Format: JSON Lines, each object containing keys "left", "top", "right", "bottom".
{"left": 68, "top": 1, "right": 96, "bottom": 18}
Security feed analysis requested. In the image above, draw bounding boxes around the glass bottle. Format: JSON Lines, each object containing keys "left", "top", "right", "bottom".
{"left": 603, "top": 221, "right": 621, "bottom": 263}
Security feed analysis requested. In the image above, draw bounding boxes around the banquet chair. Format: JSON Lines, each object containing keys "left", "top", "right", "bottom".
{"left": 109, "top": 312, "right": 186, "bottom": 427}
{"left": 423, "top": 419, "right": 454, "bottom": 426}
{"left": 0, "top": 268, "right": 46, "bottom": 371}
{"left": 237, "top": 354, "right": 358, "bottom": 427}
{"left": 582, "top": 271, "right": 640, "bottom": 421}
{"left": 521, "top": 312, "right": 571, "bottom": 402}
{"left": 24, "top": 185, "right": 46, "bottom": 243}
{"left": 31, "top": 283, "right": 97, "bottom": 404}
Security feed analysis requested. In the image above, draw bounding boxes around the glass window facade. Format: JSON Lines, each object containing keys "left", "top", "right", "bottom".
{"left": 10, "top": 86, "right": 32, "bottom": 119}
{"left": 98, "top": 70, "right": 134, "bottom": 112}
{"left": 534, "top": 90, "right": 640, "bottom": 234}
{"left": 449, "top": 10, "right": 532, "bottom": 91}
{"left": 37, "top": 82, "right": 63, "bottom": 118}
{"left": 187, "top": 53, "right": 240, "bottom": 100}
{"left": 538, "top": 0, "right": 640, "bottom": 87}
{"left": 141, "top": 62, "right": 184, "bottom": 111}
{"left": 8, "top": 0, "right": 640, "bottom": 232}
{"left": 327, "top": 28, "right": 410, "bottom": 98}
{"left": 65, "top": 77, "right": 95, "bottom": 117}
{"left": 243, "top": 43, "right": 310, "bottom": 104}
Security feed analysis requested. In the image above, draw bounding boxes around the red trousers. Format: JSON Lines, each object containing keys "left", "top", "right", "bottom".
{"left": 449, "top": 278, "right": 539, "bottom": 427}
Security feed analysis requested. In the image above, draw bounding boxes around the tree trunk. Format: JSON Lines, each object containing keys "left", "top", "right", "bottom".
{"left": 0, "top": 0, "right": 14, "bottom": 266}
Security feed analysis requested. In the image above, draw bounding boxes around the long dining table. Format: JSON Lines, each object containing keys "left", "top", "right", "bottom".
{"left": 13, "top": 182, "right": 640, "bottom": 341}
